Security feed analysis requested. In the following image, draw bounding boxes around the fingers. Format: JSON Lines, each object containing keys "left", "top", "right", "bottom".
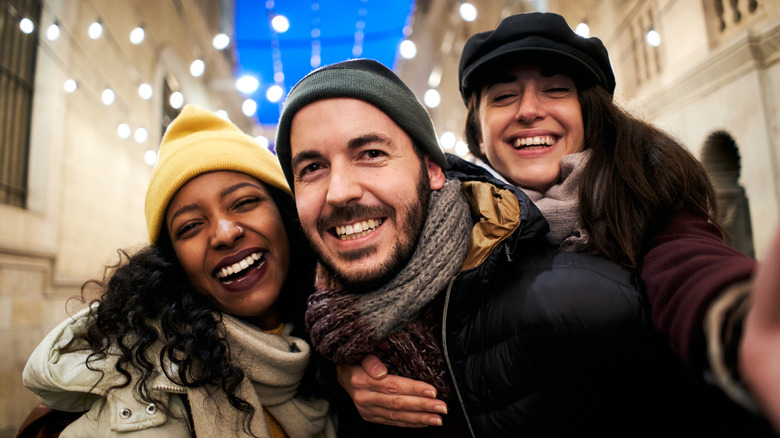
{"left": 357, "top": 403, "right": 446, "bottom": 428}
{"left": 337, "top": 355, "right": 450, "bottom": 428}
{"left": 361, "top": 354, "right": 388, "bottom": 379}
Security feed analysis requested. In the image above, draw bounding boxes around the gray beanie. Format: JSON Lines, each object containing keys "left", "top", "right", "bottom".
{"left": 275, "top": 59, "right": 447, "bottom": 189}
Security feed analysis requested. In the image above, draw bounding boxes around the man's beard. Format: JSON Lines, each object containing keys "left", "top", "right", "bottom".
{"left": 307, "top": 165, "right": 432, "bottom": 292}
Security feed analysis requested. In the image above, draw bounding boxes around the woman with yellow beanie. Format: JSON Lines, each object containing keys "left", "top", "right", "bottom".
{"left": 21, "top": 105, "right": 335, "bottom": 438}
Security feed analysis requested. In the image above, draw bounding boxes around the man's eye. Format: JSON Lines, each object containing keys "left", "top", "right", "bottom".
{"left": 364, "top": 149, "right": 385, "bottom": 159}
{"left": 301, "top": 163, "right": 321, "bottom": 175}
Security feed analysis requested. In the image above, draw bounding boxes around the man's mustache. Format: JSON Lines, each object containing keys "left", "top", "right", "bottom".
{"left": 317, "top": 204, "right": 394, "bottom": 231}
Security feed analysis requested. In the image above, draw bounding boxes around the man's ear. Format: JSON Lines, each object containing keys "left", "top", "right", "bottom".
{"left": 479, "top": 141, "right": 487, "bottom": 156}
{"left": 426, "top": 157, "right": 446, "bottom": 190}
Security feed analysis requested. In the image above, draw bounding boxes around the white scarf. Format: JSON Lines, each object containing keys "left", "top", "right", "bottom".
{"left": 187, "top": 315, "right": 334, "bottom": 438}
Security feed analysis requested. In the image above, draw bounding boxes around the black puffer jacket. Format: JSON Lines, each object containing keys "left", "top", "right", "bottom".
{"left": 443, "top": 155, "right": 770, "bottom": 437}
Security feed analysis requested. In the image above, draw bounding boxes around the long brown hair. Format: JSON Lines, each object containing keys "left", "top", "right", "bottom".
{"left": 465, "top": 84, "right": 721, "bottom": 270}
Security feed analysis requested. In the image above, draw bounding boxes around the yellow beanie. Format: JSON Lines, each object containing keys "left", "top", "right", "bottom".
{"left": 144, "top": 104, "right": 291, "bottom": 245}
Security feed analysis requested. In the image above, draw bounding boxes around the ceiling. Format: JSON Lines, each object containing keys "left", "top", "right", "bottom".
{"left": 234, "top": 0, "right": 416, "bottom": 126}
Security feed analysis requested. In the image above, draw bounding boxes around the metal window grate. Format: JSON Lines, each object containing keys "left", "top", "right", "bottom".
{"left": 0, "top": 0, "right": 40, "bottom": 208}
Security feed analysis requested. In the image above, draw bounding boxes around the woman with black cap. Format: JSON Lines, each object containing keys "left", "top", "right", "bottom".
{"left": 340, "top": 11, "right": 780, "bottom": 437}
{"left": 458, "top": 11, "right": 780, "bottom": 434}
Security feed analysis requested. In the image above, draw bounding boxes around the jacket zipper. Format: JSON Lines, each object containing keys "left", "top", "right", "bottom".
{"left": 441, "top": 275, "right": 476, "bottom": 438}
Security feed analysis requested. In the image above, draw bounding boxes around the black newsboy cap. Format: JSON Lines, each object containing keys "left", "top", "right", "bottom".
{"left": 459, "top": 12, "right": 615, "bottom": 102}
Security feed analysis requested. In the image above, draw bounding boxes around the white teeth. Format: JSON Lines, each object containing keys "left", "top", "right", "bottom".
{"left": 216, "top": 252, "right": 264, "bottom": 280}
{"left": 513, "top": 135, "right": 555, "bottom": 149}
{"left": 335, "top": 218, "right": 383, "bottom": 240}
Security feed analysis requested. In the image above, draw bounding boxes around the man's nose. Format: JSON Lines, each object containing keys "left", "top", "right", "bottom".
{"left": 325, "top": 164, "right": 363, "bottom": 206}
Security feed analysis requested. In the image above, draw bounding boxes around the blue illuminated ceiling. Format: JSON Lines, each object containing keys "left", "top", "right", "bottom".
{"left": 234, "top": 0, "right": 416, "bottom": 126}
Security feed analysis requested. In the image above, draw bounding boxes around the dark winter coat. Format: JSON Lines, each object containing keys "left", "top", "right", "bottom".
{"left": 442, "top": 155, "right": 772, "bottom": 437}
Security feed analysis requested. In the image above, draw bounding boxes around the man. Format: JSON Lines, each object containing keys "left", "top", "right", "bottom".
{"left": 274, "top": 59, "right": 769, "bottom": 437}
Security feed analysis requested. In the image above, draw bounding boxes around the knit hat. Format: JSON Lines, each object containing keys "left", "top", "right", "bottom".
{"left": 459, "top": 12, "right": 615, "bottom": 103}
{"left": 145, "top": 104, "right": 291, "bottom": 245}
{"left": 275, "top": 59, "right": 447, "bottom": 189}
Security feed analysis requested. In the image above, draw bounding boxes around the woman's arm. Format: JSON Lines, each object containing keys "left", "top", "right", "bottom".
{"left": 740, "top": 227, "right": 780, "bottom": 430}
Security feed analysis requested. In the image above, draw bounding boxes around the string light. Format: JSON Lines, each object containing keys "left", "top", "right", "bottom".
{"left": 242, "top": 99, "right": 258, "bottom": 116}
{"left": 440, "top": 132, "right": 456, "bottom": 150}
{"left": 46, "top": 21, "right": 60, "bottom": 40}
{"left": 647, "top": 29, "right": 661, "bottom": 46}
{"left": 212, "top": 33, "right": 230, "bottom": 50}
{"left": 88, "top": 19, "right": 103, "bottom": 39}
{"left": 236, "top": 75, "right": 259, "bottom": 94}
{"left": 266, "top": 85, "right": 283, "bottom": 103}
{"left": 63, "top": 79, "right": 77, "bottom": 93}
{"left": 134, "top": 127, "right": 148, "bottom": 144}
{"left": 138, "top": 83, "right": 153, "bottom": 100}
{"left": 101, "top": 88, "right": 115, "bottom": 105}
{"left": 459, "top": 3, "right": 477, "bottom": 22}
{"left": 130, "top": 26, "right": 145, "bottom": 44}
{"left": 271, "top": 15, "right": 290, "bottom": 33}
{"left": 424, "top": 89, "right": 441, "bottom": 108}
{"left": 117, "top": 123, "right": 131, "bottom": 139}
{"left": 169, "top": 91, "right": 184, "bottom": 109}
{"left": 144, "top": 149, "right": 157, "bottom": 166}
{"left": 190, "top": 59, "right": 205, "bottom": 77}
{"left": 575, "top": 22, "right": 590, "bottom": 37}
{"left": 399, "top": 39, "right": 417, "bottom": 59}
{"left": 19, "top": 18, "right": 35, "bottom": 34}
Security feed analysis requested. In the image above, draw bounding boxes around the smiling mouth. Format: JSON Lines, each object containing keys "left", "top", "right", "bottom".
{"left": 215, "top": 252, "right": 265, "bottom": 284}
{"left": 512, "top": 135, "right": 556, "bottom": 150}
{"left": 333, "top": 218, "right": 384, "bottom": 240}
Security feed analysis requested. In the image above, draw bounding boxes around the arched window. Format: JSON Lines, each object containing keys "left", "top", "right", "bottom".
{"left": 702, "top": 130, "right": 755, "bottom": 257}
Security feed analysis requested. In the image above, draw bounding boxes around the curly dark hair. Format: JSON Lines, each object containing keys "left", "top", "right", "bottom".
{"left": 65, "top": 183, "right": 318, "bottom": 436}
{"left": 464, "top": 75, "right": 722, "bottom": 271}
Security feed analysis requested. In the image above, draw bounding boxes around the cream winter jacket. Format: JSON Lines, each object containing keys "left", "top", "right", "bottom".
{"left": 23, "top": 307, "right": 335, "bottom": 438}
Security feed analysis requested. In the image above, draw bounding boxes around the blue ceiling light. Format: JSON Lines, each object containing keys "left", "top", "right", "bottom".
{"left": 235, "top": 0, "right": 415, "bottom": 127}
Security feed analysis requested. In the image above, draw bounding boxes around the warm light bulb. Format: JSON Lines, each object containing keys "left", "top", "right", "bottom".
{"left": 138, "top": 83, "right": 153, "bottom": 100}
{"left": 266, "top": 85, "right": 284, "bottom": 103}
{"left": 117, "top": 123, "right": 131, "bottom": 139}
{"left": 46, "top": 23, "right": 60, "bottom": 40}
{"left": 271, "top": 15, "right": 290, "bottom": 33}
{"left": 130, "top": 26, "right": 145, "bottom": 44}
{"left": 64, "top": 79, "right": 77, "bottom": 93}
{"left": 236, "top": 75, "right": 259, "bottom": 94}
{"left": 101, "top": 88, "right": 115, "bottom": 105}
{"left": 144, "top": 149, "right": 157, "bottom": 166}
{"left": 399, "top": 40, "right": 417, "bottom": 59}
{"left": 169, "top": 91, "right": 184, "bottom": 109}
{"left": 440, "top": 132, "right": 456, "bottom": 150}
{"left": 19, "top": 18, "right": 34, "bottom": 34}
{"left": 459, "top": 3, "right": 477, "bottom": 22}
{"left": 134, "top": 127, "right": 148, "bottom": 144}
{"left": 190, "top": 59, "right": 205, "bottom": 77}
{"left": 575, "top": 22, "right": 590, "bottom": 37}
{"left": 424, "top": 89, "right": 441, "bottom": 108}
{"left": 88, "top": 21, "right": 103, "bottom": 39}
{"left": 212, "top": 33, "right": 230, "bottom": 50}
{"left": 242, "top": 99, "right": 258, "bottom": 117}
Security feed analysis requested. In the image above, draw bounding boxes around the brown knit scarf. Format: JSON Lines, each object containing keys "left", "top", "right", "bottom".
{"left": 305, "top": 180, "right": 472, "bottom": 400}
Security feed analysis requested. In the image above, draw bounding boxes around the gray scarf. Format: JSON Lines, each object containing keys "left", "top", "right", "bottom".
{"left": 305, "top": 180, "right": 472, "bottom": 399}
{"left": 522, "top": 149, "right": 592, "bottom": 251}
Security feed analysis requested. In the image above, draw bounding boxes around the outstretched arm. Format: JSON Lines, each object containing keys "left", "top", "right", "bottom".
{"left": 337, "top": 355, "right": 448, "bottom": 428}
{"left": 740, "top": 226, "right": 780, "bottom": 431}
